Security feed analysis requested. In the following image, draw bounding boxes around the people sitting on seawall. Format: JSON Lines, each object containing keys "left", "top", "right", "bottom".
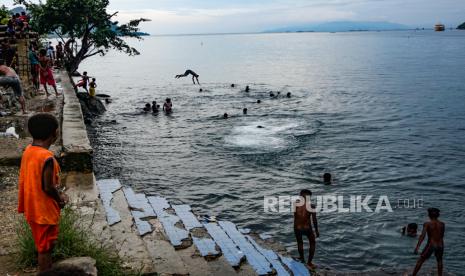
{"left": 402, "top": 223, "right": 418, "bottom": 237}
{"left": 89, "top": 78, "right": 97, "bottom": 97}
{"left": 163, "top": 98, "right": 173, "bottom": 114}
{"left": 0, "top": 63, "right": 27, "bottom": 114}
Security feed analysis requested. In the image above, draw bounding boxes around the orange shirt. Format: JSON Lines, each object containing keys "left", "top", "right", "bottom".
{"left": 18, "top": 145, "right": 61, "bottom": 225}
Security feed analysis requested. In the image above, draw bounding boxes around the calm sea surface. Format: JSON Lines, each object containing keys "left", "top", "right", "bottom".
{"left": 82, "top": 31, "right": 465, "bottom": 273}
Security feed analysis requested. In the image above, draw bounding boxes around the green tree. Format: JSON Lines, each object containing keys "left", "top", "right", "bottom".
{"left": 458, "top": 22, "right": 465, "bottom": 30}
{"left": 0, "top": 5, "right": 11, "bottom": 24}
{"left": 16, "top": 0, "right": 149, "bottom": 73}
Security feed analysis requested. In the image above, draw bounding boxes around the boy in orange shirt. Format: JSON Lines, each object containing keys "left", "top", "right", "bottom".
{"left": 18, "top": 113, "right": 69, "bottom": 272}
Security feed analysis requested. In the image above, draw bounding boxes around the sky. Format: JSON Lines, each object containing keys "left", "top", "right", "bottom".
{"left": 4, "top": 0, "right": 465, "bottom": 35}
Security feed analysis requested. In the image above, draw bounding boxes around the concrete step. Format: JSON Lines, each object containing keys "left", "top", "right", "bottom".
{"left": 142, "top": 218, "right": 190, "bottom": 276}
{"left": 176, "top": 246, "right": 257, "bottom": 276}
{"left": 106, "top": 187, "right": 155, "bottom": 273}
{"left": 94, "top": 179, "right": 313, "bottom": 276}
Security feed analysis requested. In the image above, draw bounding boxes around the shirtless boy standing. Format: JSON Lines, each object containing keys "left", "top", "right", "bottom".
{"left": 294, "top": 189, "right": 319, "bottom": 269}
{"left": 412, "top": 208, "right": 445, "bottom": 276}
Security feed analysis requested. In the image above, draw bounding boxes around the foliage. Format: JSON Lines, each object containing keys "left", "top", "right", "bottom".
{"left": 0, "top": 5, "right": 11, "bottom": 24}
{"left": 458, "top": 22, "right": 465, "bottom": 30}
{"left": 16, "top": 207, "right": 130, "bottom": 276}
{"left": 15, "top": 0, "right": 149, "bottom": 73}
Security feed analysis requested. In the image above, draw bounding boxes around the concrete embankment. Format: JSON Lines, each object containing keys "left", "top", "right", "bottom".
{"left": 59, "top": 71, "right": 93, "bottom": 172}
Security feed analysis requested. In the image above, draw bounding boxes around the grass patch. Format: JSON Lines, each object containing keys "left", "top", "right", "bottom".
{"left": 16, "top": 207, "right": 130, "bottom": 276}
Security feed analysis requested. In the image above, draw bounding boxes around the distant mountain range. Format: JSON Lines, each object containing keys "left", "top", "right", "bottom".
{"left": 265, "top": 21, "right": 410, "bottom": 33}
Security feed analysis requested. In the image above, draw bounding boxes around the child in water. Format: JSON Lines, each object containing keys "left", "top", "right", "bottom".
{"left": 294, "top": 189, "right": 319, "bottom": 269}
{"left": 143, "top": 103, "right": 151, "bottom": 112}
{"left": 89, "top": 78, "right": 96, "bottom": 97}
{"left": 163, "top": 98, "right": 172, "bottom": 114}
{"left": 152, "top": 101, "right": 159, "bottom": 113}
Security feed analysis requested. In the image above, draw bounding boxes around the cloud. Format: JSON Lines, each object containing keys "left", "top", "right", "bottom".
{"left": 4, "top": 0, "right": 465, "bottom": 34}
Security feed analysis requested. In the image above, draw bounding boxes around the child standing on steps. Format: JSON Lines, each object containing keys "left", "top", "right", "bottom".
{"left": 18, "top": 113, "right": 69, "bottom": 272}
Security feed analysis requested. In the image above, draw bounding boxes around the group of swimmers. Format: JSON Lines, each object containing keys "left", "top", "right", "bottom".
{"left": 143, "top": 98, "right": 172, "bottom": 114}
{"left": 222, "top": 85, "right": 293, "bottom": 119}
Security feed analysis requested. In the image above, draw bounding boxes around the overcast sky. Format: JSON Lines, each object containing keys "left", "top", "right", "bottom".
{"left": 5, "top": 0, "right": 465, "bottom": 34}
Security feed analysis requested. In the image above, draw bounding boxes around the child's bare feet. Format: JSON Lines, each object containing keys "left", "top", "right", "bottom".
{"left": 307, "top": 262, "right": 316, "bottom": 269}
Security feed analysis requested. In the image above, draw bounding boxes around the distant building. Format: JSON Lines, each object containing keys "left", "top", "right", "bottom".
{"left": 434, "top": 23, "right": 445, "bottom": 31}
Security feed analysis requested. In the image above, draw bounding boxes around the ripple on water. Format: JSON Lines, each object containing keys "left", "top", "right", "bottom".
{"left": 224, "top": 117, "right": 317, "bottom": 153}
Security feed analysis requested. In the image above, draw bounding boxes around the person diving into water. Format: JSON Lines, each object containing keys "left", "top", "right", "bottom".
{"left": 175, "top": 69, "right": 200, "bottom": 85}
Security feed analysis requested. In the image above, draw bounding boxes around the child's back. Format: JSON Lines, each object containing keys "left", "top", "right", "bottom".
{"left": 18, "top": 145, "right": 61, "bottom": 224}
{"left": 17, "top": 113, "right": 67, "bottom": 272}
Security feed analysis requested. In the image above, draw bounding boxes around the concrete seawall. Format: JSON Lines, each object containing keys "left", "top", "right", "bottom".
{"left": 59, "top": 71, "right": 93, "bottom": 173}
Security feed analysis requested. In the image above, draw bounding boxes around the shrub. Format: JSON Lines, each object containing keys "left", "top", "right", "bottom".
{"left": 16, "top": 207, "right": 130, "bottom": 276}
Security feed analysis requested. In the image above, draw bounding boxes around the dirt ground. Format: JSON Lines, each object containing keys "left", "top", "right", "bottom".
{"left": 0, "top": 166, "right": 37, "bottom": 275}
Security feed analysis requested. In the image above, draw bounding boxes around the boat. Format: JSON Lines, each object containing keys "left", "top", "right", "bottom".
{"left": 434, "top": 23, "right": 445, "bottom": 31}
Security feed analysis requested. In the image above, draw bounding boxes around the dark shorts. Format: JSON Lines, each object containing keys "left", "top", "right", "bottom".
{"left": 421, "top": 243, "right": 444, "bottom": 260}
{"left": 0, "top": 76, "right": 23, "bottom": 97}
{"left": 294, "top": 228, "right": 314, "bottom": 240}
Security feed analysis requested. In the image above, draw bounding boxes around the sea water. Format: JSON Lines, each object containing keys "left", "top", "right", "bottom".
{"left": 82, "top": 31, "right": 465, "bottom": 273}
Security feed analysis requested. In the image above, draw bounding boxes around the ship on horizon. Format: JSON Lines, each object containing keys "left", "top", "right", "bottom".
{"left": 434, "top": 22, "right": 445, "bottom": 31}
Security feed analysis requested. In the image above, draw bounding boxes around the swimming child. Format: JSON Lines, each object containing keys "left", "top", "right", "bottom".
{"left": 245, "top": 85, "right": 250, "bottom": 92}
{"left": 223, "top": 113, "right": 229, "bottom": 119}
{"left": 286, "top": 92, "right": 292, "bottom": 98}
{"left": 402, "top": 223, "right": 418, "bottom": 237}
{"left": 18, "top": 113, "right": 69, "bottom": 272}
{"left": 89, "top": 78, "right": 96, "bottom": 97}
{"left": 294, "top": 189, "right": 319, "bottom": 269}
{"left": 323, "top": 173, "right": 332, "bottom": 184}
{"left": 163, "top": 98, "right": 173, "bottom": 114}
{"left": 143, "top": 103, "right": 151, "bottom": 112}
{"left": 152, "top": 101, "right": 159, "bottom": 113}
{"left": 243, "top": 108, "right": 248, "bottom": 115}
